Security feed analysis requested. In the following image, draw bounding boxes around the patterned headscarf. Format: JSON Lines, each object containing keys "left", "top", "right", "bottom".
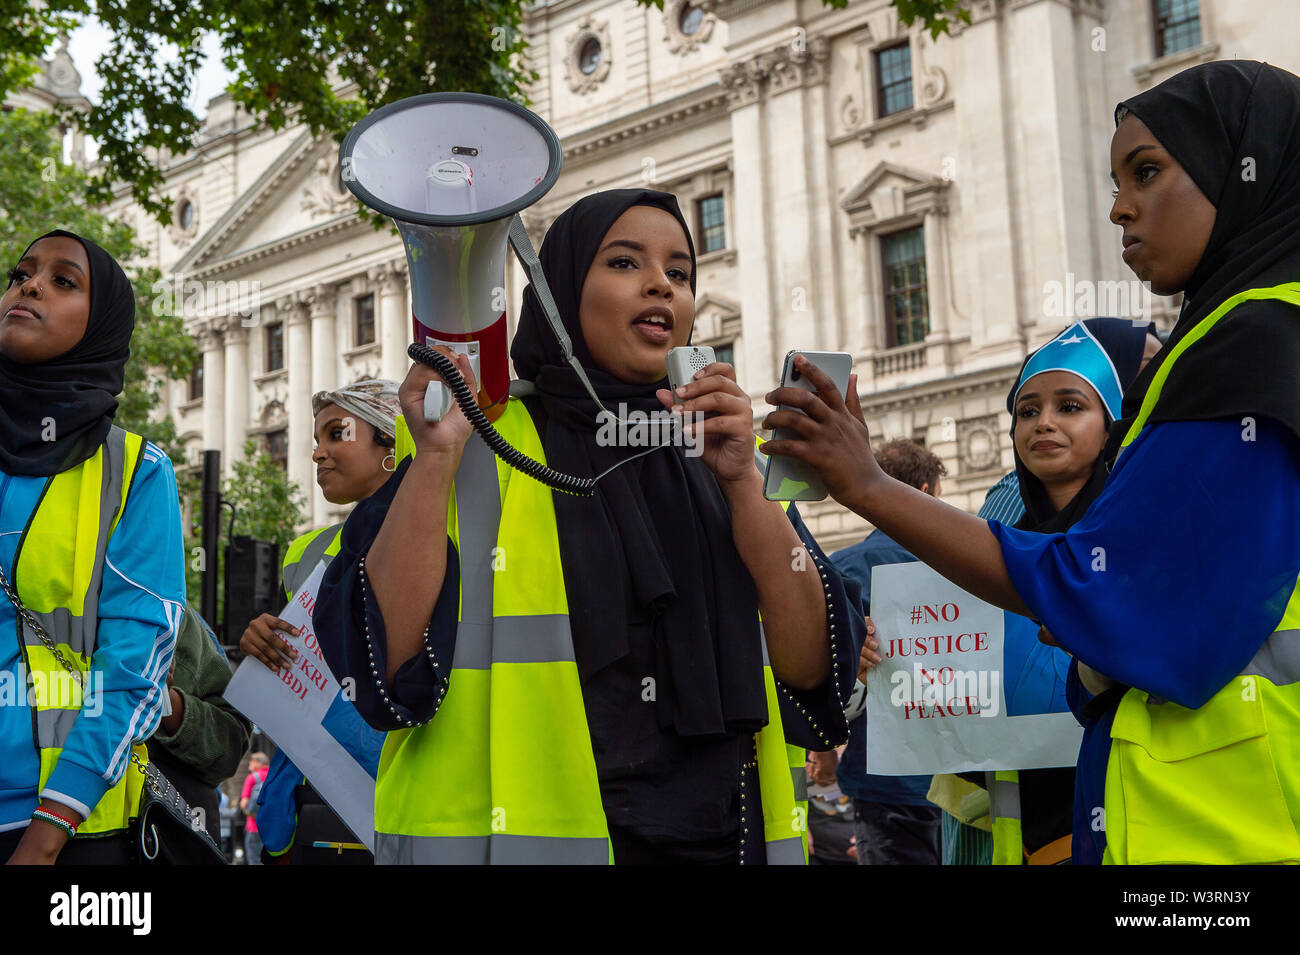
{"left": 311, "top": 379, "right": 402, "bottom": 441}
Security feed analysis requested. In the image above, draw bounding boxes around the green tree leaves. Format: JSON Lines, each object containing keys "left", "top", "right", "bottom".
{"left": 0, "top": 107, "right": 198, "bottom": 471}
{"left": 3, "top": 1, "right": 965, "bottom": 223}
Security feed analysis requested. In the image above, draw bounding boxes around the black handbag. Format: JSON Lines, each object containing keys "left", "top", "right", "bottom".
{"left": 130, "top": 759, "right": 227, "bottom": 865}
{"left": 0, "top": 562, "right": 227, "bottom": 865}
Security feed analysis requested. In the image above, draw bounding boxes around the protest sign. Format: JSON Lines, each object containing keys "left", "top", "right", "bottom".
{"left": 225, "top": 563, "right": 376, "bottom": 852}
{"left": 865, "top": 561, "right": 1084, "bottom": 775}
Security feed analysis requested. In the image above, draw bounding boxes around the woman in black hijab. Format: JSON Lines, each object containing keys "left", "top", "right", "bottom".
{"left": 1, "top": 230, "right": 186, "bottom": 865}
{"left": 762, "top": 60, "right": 1300, "bottom": 864}
{"left": 0, "top": 230, "right": 136, "bottom": 475}
{"left": 315, "top": 189, "right": 864, "bottom": 865}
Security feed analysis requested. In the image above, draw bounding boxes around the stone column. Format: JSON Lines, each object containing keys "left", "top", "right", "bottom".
{"left": 721, "top": 55, "right": 777, "bottom": 393}
{"left": 281, "top": 296, "right": 313, "bottom": 527}
{"left": 923, "top": 206, "right": 951, "bottom": 341}
{"left": 223, "top": 317, "right": 250, "bottom": 472}
{"left": 305, "top": 283, "right": 339, "bottom": 397}
{"left": 372, "top": 260, "right": 410, "bottom": 383}
{"left": 196, "top": 319, "right": 225, "bottom": 463}
{"left": 762, "top": 37, "right": 831, "bottom": 357}
{"left": 304, "top": 284, "right": 338, "bottom": 525}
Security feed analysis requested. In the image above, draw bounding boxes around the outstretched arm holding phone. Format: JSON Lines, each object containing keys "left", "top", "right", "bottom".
{"left": 760, "top": 354, "right": 1031, "bottom": 619}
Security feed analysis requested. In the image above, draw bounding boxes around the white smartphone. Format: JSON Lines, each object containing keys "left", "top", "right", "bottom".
{"left": 763, "top": 350, "right": 853, "bottom": 502}
{"left": 666, "top": 345, "right": 716, "bottom": 397}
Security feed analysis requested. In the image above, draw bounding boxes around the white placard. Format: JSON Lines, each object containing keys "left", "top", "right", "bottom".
{"left": 864, "top": 561, "right": 1084, "bottom": 775}
{"left": 225, "top": 563, "right": 376, "bottom": 852}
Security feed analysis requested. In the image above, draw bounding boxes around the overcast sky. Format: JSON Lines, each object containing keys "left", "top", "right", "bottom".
{"left": 64, "top": 17, "right": 236, "bottom": 160}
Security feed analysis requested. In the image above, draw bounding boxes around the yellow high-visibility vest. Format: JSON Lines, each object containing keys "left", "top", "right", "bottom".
{"left": 13, "top": 426, "right": 150, "bottom": 835}
{"left": 281, "top": 523, "right": 344, "bottom": 600}
{"left": 1103, "top": 283, "right": 1300, "bottom": 864}
{"left": 373, "top": 399, "right": 808, "bottom": 863}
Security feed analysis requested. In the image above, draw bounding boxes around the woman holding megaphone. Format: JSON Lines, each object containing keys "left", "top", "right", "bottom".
{"left": 315, "top": 189, "right": 865, "bottom": 864}
{"left": 759, "top": 62, "right": 1300, "bottom": 865}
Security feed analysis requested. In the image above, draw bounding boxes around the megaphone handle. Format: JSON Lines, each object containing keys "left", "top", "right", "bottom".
{"left": 423, "top": 380, "right": 453, "bottom": 423}
{"left": 408, "top": 342, "right": 596, "bottom": 496}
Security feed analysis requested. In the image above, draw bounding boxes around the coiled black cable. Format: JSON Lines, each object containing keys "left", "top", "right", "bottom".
{"left": 407, "top": 342, "right": 596, "bottom": 496}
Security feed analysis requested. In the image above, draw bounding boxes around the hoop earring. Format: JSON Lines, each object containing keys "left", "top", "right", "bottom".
{"left": 382, "top": 452, "right": 396, "bottom": 473}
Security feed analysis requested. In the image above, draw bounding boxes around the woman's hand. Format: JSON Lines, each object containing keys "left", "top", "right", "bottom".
{"left": 398, "top": 348, "right": 478, "bottom": 460}
{"left": 858, "top": 616, "right": 881, "bottom": 681}
{"left": 240, "top": 613, "right": 299, "bottom": 674}
{"left": 808, "top": 749, "right": 838, "bottom": 787}
{"left": 761, "top": 356, "right": 882, "bottom": 509}
{"left": 656, "top": 362, "right": 760, "bottom": 489}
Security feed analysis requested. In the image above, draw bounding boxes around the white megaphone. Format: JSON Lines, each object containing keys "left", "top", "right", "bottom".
{"left": 340, "top": 92, "right": 563, "bottom": 417}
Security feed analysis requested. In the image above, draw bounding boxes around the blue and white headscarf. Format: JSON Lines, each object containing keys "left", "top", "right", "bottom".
{"left": 1006, "top": 318, "right": 1154, "bottom": 532}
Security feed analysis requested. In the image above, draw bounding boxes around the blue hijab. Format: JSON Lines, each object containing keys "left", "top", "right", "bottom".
{"left": 1007, "top": 318, "right": 1153, "bottom": 533}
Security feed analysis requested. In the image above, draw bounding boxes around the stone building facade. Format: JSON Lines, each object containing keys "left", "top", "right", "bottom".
{"left": 101, "top": 0, "right": 1296, "bottom": 548}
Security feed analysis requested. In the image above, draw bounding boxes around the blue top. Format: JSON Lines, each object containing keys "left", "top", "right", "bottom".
{"left": 830, "top": 530, "right": 934, "bottom": 806}
{"left": 977, "top": 471, "right": 1025, "bottom": 527}
{"left": 257, "top": 689, "right": 385, "bottom": 855}
{"left": 256, "top": 534, "right": 386, "bottom": 857}
{"left": 0, "top": 444, "right": 185, "bottom": 828}
{"left": 989, "top": 417, "right": 1300, "bottom": 863}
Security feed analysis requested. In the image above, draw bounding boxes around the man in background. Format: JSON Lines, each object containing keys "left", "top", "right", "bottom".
{"left": 829, "top": 439, "right": 948, "bottom": 865}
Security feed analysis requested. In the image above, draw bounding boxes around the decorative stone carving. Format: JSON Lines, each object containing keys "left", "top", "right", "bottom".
{"left": 719, "top": 34, "right": 829, "bottom": 109}
{"left": 663, "top": 0, "right": 717, "bottom": 55}
{"left": 37, "top": 37, "right": 83, "bottom": 98}
{"left": 223, "top": 320, "right": 250, "bottom": 345}
{"left": 842, "top": 160, "right": 950, "bottom": 235}
{"left": 276, "top": 296, "right": 308, "bottom": 327}
{"left": 167, "top": 184, "right": 200, "bottom": 246}
{"left": 258, "top": 397, "right": 288, "bottom": 428}
{"left": 195, "top": 319, "right": 223, "bottom": 352}
{"left": 564, "top": 16, "right": 612, "bottom": 95}
{"left": 841, "top": 94, "right": 862, "bottom": 130}
{"left": 958, "top": 415, "right": 1002, "bottom": 473}
{"left": 300, "top": 155, "right": 355, "bottom": 219}
{"left": 767, "top": 35, "right": 831, "bottom": 93}
{"left": 299, "top": 283, "right": 338, "bottom": 318}
{"left": 719, "top": 58, "right": 766, "bottom": 109}
{"left": 913, "top": 31, "right": 948, "bottom": 107}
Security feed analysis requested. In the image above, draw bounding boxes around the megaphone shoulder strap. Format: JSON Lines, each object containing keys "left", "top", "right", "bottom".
{"left": 508, "top": 215, "right": 611, "bottom": 417}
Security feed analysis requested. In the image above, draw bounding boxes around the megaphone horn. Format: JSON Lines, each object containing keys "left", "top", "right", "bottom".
{"left": 340, "top": 92, "right": 563, "bottom": 414}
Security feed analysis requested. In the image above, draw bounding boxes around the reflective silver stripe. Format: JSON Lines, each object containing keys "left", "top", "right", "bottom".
{"left": 21, "top": 428, "right": 128, "bottom": 659}
{"left": 36, "top": 707, "right": 80, "bottom": 749}
{"left": 987, "top": 775, "right": 1021, "bottom": 821}
{"left": 283, "top": 524, "right": 343, "bottom": 597}
{"left": 1239, "top": 630, "right": 1300, "bottom": 687}
{"left": 758, "top": 622, "right": 771, "bottom": 666}
{"left": 376, "top": 832, "right": 609, "bottom": 865}
{"left": 765, "top": 836, "right": 806, "bottom": 865}
{"left": 451, "top": 615, "right": 576, "bottom": 670}
{"left": 453, "top": 434, "right": 502, "bottom": 668}
{"left": 375, "top": 833, "right": 485, "bottom": 865}
{"left": 791, "top": 766, "right": 808, "bottom": 802}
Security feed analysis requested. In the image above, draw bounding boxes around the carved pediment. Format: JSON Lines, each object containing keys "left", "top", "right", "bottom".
{"left": 841, "top": 160, "right": 949, "bottom": 235}
{"left": 174, "top": 133, "right": 363, "bottom": 276}
{"left": 692, "top": 291, "right": 741, "bottom": 342}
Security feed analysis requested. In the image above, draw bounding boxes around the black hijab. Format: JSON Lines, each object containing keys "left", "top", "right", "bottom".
{"left": 0, "top": 230, "right": 135, "bottom": 477}
{"left": 1008, "top": 318, "right": 1153, "bottom": 533}
{"left": 510, "top": 189, "right": 768, "bottom": 737}
{"left": 1104, "top": 61, "right": 1300, "bottom": 464}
